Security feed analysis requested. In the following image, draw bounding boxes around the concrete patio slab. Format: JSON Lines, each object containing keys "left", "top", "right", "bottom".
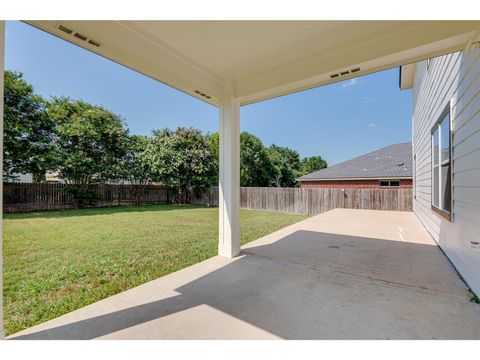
{"left": 9, "top": 209, "right": 480, "bottom": 340}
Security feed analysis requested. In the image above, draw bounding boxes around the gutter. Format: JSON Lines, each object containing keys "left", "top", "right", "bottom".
{"left": 298, "top": 177, "right": 413, "bottom": 182}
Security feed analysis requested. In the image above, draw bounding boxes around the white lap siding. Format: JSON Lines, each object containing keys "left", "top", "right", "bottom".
{"left": 413, "top": 47, "right": 480, "bottom": 295}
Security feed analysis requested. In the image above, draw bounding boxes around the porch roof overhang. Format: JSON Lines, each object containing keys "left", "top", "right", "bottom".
{"left": 26, "top": 21, "right": 480, "bottom": 106}
{"left": 399, "top": 63, "right": 417, "bottom": 90}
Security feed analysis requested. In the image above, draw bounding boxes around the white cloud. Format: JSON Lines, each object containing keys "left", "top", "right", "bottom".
{"left": 368, "top": 123, "right": 379, "bottom": 128}
{"left": 361, "top": 96, "right": 375, "bottom": 103}
{"left": 341, "top": 78, "right": 362, "bottom": 88}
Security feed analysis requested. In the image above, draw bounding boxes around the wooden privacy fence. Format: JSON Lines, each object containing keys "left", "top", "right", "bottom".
{"left": 4, "top": 183, "right": 413, "bottom": 214}
{"left": 191, "top": 187, "right": 413, "bottom": 214}
{"left": 3, "top": 183, "right": 169, "bottom": 212}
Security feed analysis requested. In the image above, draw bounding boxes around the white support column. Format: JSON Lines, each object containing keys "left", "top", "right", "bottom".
{"left": 218, "top": 94, "right": 240, "bottom": 258}
{"left": 0, "top": 20, "right": 5, "bottom": 340}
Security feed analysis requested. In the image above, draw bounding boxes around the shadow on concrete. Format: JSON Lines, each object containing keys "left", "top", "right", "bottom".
{"left": 11, "top": 230, "right": 479, "bottom": 340}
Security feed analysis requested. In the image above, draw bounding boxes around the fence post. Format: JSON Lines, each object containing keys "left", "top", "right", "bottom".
{"left": 3, "top": 184, "right": 413, "bottom": 213}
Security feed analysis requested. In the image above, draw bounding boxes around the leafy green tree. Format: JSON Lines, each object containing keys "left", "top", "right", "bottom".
{"left": 206, "top": 131, "right": 276, "bottom": 187}
{"left": 206, "top": 132, "right": 219, "bottom": 185}
{"left": 240, "top": 132, "right": 276, "bottom": 187}
{"left": 118, "top": 135, "right": 153, "bottom": 204}
{"left": 300, "top": 156, "right": 328, "bottom": 175}
{"left": 3, "top": 71, "right": 56, "bottom": 181}
{"left": 267, "top": 144, "right": 302, "bottom": 187}
{"left": 47, "top": 97, "right": 129, "bottom": 206}
{"left": 144, "top": 127, "right": 215, "bottom": 203}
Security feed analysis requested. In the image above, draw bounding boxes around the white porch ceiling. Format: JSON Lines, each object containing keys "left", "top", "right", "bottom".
{"left": 26, "top": 21, "right": 480, "bottom": 105}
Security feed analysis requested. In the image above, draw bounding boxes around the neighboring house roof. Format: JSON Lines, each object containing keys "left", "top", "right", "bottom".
{"left": 298, "top": 142, "right": 412, "bottom": 181}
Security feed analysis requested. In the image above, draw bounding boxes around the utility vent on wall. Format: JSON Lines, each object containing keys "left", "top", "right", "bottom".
{"left": 194, "top": 90, "right": 212, "bottom": 99}
{"left": 56, "top": 24, "right": 101, "bottom": 48}
{"left": 330, "top": 67, "right": 360, "bottom": 79}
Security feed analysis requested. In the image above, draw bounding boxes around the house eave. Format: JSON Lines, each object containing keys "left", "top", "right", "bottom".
{"left": 298, "top": 176, "right": 413, "bottom": 182}
{"left": 399, "top": 63, "right": 416, "bottom": 90}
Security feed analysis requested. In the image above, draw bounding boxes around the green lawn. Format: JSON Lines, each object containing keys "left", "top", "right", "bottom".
{"left": 3, "top": 204, "right": 308, "bottom": 336}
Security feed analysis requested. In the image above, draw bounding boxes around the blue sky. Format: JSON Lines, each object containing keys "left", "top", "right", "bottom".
{"left": 5, "top": 21, "right": 412, "bottom": 165}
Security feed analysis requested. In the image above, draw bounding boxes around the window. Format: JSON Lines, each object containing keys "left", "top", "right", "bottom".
{"left": 431, "top": 103, "right": 452, "bottom": 220}
{"left": 379, "top": 180, "right": 401, "bottom": 187}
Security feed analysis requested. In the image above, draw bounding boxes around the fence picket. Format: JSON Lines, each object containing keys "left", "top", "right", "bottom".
{"left": 4, "top": 183, "right": 413, "bottom": 214}
{"left": 191, "top": 186, "right": 412, "bottom": 214}
{"left": 3, "top": 183, "right": 170, "bottom": 212}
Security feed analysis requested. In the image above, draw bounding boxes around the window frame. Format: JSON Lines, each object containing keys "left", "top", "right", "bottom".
{"left": 379, "top": 180, "right": 401, "bottom": 187}
{"left": 430, "top": 101, "right": 453, "bottom": 221}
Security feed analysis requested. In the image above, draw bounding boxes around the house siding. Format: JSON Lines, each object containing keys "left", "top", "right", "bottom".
{"left": 300, "top": 179, "right": 412, "bottom": 189}
{"left": 412, "top": 47, "right": 480, "bottom": 295}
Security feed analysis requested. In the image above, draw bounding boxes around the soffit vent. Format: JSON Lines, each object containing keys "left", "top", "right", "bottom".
{"left": 57, "top": 25, "right": 73, "bottom": 35}
{"left": 194, "top": 90, "right": 212, "bottom": 100}
{"left": 73, "top": 32, "right": 88, "bottom": 41}
{"left": 56, "top": 24, "right": 101, "bottom": 48}
{"left": 330, "top": 67, "right": 361, "bottom": 79}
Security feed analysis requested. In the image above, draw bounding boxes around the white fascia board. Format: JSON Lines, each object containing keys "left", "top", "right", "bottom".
{"left": 237, "top": 30, "right": 476, "bottom": 105}
{"left": 299, "top": 177, "right": 413, "bottom": 181}
{"left": 399, "top": 63, "right": 417, "bottom": 90}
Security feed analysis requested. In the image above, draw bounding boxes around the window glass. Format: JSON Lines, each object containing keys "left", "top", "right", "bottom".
{"left": 440, "top": 113, "right": 451, "bottom": 212}
{"left": 441, "top": 163, "right": 451, "bottom": 211}
{"left": 390, "top": 181, "right": 400, "bottom": 187}
{"left": 433, "top": 128, "right": 439, "bottom": 166}
{"left": 379, "top": 181, "right": 389, "bottom": 187}
{"left": 433, "top": 164, "right": 439, "bottom": 207}
{"left": 441, "top": 113, "right": 450, "bottom": 164}
{"left": 431, "top": 105, "right": 451, "bottom": 215}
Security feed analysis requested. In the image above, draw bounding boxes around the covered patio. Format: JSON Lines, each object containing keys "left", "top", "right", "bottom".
{"left": 8, "top": 209, "right": 480, "bottom": 339}
{"left": 8, "top": 20, "right": 478, "bottom": 259}
{"left": 2, "top": 21, "right": 480, "bottom": 339}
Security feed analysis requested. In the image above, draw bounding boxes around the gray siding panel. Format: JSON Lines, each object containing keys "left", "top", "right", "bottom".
{"left": 412, "top": 47, "right": 480, "bottom": 295}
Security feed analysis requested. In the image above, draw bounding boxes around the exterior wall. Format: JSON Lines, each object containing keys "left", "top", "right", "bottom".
{"left": 412, "top": 47, "right": 480, "bottom": 295}
{"left": 300, "top": 179, "right": 412, "bottom": 189}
